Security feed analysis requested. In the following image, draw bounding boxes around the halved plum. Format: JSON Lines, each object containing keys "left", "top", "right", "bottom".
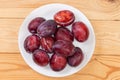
{"left": 54, "top": 10, "right": 75, "bottom": 27}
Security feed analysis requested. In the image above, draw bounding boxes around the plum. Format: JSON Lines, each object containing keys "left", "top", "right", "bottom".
{"left": 72, "top": 22, "right": 89, "bottom": 42}
{"left": 28, "top": 17, "right": 45, "bottom": 34}
{"left": 53, "top": 40, "right": 75, "bottom": 57}
{"left": 40, "top": 36, "right": 54, "bottom": 53}
{"left": 24, "top": 35, "right": 40, "bottom": 53}
{"left": 37, "top": 20, "right": 57, "bottom": 37}
{"left": 55, "top": 27, "right": 74, "bottom": 42}
{"left": 54, "top": 10, "right": 75, "bottom": 27}
{"left": 50, "top": 53, "right": 67, "bottom": 71}
{"left": 33, "top": 49, "right": 49, "bottom": 66}
{"left": 67, "top": 47, "right": 83, "bottom": 67}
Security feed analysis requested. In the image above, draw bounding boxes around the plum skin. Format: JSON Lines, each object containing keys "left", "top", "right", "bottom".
{"left": 55, "top": 27, "right": 74, "bottom": 42}
{"left": 53, "top": 40, "right": 75, "bottom": 57}
{"left": 67, "top": 47, "right": 84, "bottom": 67}
{"left": 50, "top": 53, "right": 67, "bottom": 71}
{"left": 37, "top": 20, "right": 57, "bottom": 37}
{"left": 40, "top": 36, "right": 54, "bottom": 53}
{"left": 24, "top": 35, "right": 40, "bottom": 53}
{"left": 28, "top": 17, "right": 45, "bottom": 34}
{"left": 72, "top": 22, "right": 89, "bottom": 42}
{"left": 33, "top": 49, "right": 50, "bottom": 66}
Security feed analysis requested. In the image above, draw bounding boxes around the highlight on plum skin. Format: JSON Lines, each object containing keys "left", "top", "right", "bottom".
{"left": 54, "top": 10, "right": 75, "bottom": 27}
{"left": 24, "top": 35, "right": 40, "bottom": 53}
{"left": 28, "top": 17, "right": 45, "bottom": 34}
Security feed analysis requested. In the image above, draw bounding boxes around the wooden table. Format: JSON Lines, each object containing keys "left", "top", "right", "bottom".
{"left": 1, "top": 0, "right": 120, "bottom": 80}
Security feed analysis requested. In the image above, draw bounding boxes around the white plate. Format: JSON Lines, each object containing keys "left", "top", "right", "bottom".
{"left": 18, "top": 3, "right": 95, "bottom": 77}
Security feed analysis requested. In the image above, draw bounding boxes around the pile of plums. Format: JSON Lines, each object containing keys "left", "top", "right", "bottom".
{"left": 24, "top": 10, "right": 89, "bottom": 71}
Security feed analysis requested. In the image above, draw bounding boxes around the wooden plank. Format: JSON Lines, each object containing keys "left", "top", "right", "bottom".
{"left": 0, "top": 0, "right": 120, "bottom": 8}
{"left": 0, "top": 19, "right": 22, "bottom": 53}
{"left": 0, "top": 8, "right": 33, "bottom": 19}
{"left": 0, "top": 0, "right": 120, "bottom": 20}
{"left": 0, "top": 19, "right": 120, "bottom": 55}
{"left": 0, "top": 53, "right": 120, "bottom": 80}
{"left": 91, "top": 21, "right": 120, "bottom": 55}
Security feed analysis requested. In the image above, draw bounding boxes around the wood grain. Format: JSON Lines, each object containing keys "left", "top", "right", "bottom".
{"left": 0, "top": 0, "right": 120, "bottom": 20}
{"left": 0, "top": 0, "right": 120, "bottom": 8}
{"left": 0, "top": 19, "right": 22, "bottom": 53}
{"left": 0, "top": 0, "right": 120, "bottom": 80}
{"left": 0, "top": 19, "right": 120, "bottom": 55}
{"left": 0, "top": 54, "right": 120, "bottom": 80}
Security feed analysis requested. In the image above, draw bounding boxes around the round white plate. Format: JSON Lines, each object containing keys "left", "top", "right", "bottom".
{"left": 18, "top": 3, "right": 95, "bottom": 77}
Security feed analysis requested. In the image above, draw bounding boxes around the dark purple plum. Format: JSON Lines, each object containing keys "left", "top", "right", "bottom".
{"left": 72, "top": 22, "right": 89, "bottom": 42}
{"left": 54, "top": 10, "right": 75, "bottom": 27}
{"left": 28, "top": 17, "right": 45, "bottom": 34}
{"left": 24, "top": 35, "right": 40, "bottom": 53}
{"left": 55, "top": 27, "right": 74, "bottom": 42}
{"left": 40, "top": 36, "right": 54, "bottom": 53}
{"left": 67, "top": 47, "right": 84, "bottom": 67}
{"left": 53, "top": 40, "right": 75, "bottom": 57}
{"left": 33, "top": 49, "right": 49, "bottom": 66}
{"left": 50, "top": 53, "right": 67, "bottom": 71}
{"left": 37, "top": 20, "right": 57, "bottom": 37}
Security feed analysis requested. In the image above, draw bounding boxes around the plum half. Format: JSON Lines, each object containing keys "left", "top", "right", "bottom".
{"left": 54, "top": 10, "right": 75, "bottom": 27}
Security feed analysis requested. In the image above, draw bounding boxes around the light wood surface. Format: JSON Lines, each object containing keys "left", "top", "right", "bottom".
{"left": 0, "top": 0, "right": 120, "bottom": 80}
